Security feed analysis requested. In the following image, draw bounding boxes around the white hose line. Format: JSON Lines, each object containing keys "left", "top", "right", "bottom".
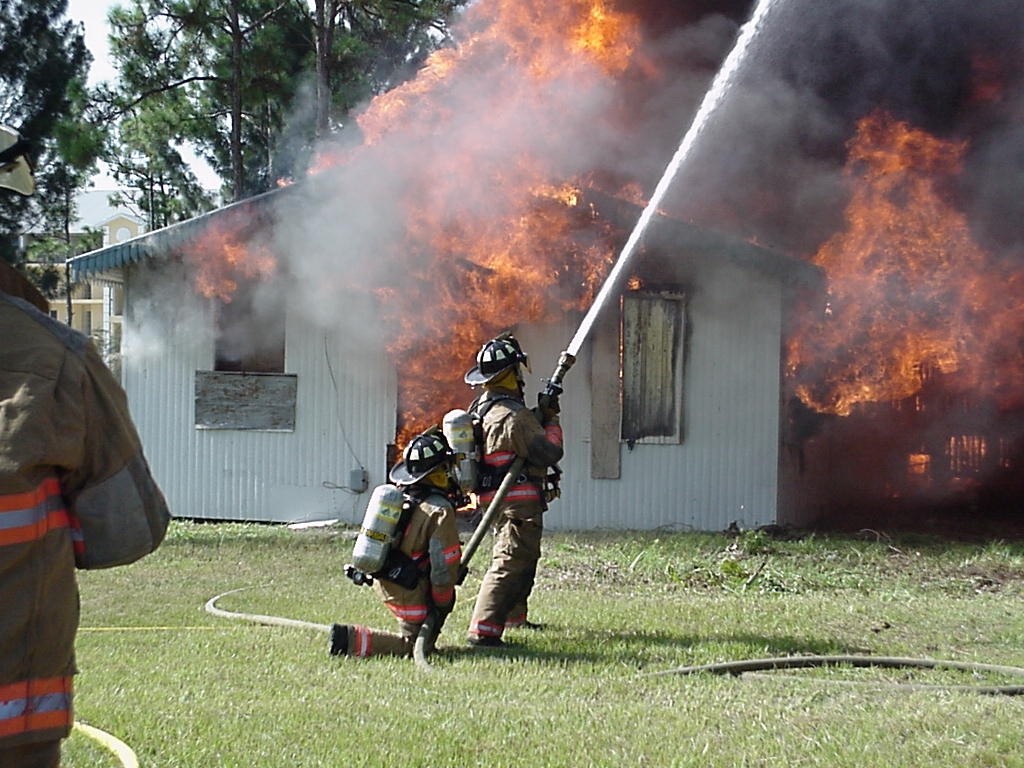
{"left": 73, "top": 721, "right": 138, "bottom": 768}
{"left": 204, "top": 585, "right": 331, "bottom": 633}
{"left": 208, "top": 585, "right": 438, "bottom": 669}
{"left": 412, "top": 612, "right": 437, "bottom": 673}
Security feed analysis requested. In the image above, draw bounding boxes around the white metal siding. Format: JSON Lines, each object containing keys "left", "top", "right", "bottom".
{"left": 122, "top": 261, "right": 396, "bottom": 524}
{"left": 522, "top": 261, "right": 783, "bottom": 532}
{"left": 120, "top": 254, "right": 783, "bottom": 531}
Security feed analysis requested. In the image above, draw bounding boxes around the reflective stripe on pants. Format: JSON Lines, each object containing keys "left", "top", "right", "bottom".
{"left": 0, "top": 677, "right": 73, "bottom": 740}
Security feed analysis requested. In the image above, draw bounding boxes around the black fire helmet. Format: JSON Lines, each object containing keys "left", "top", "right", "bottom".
{"left": 389, "top": 427, "right": 456, "bottom": 485}
{"left": 463, "top": 332, "right": 530, "bottom": 386}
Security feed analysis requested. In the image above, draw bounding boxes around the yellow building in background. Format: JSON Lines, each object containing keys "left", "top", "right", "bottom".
{"left": 29, "top": 191, "right": 147, "bottom": 376}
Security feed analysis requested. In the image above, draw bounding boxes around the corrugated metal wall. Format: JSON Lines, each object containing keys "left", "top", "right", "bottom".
{"left": 122, "top": 261, "right": 396, "bottom": 524}
{"left": 121, "top": 252, "right": 783, "bottom": 531}
{"left": 521, "top": 260, "right": 784, "bottom": 532}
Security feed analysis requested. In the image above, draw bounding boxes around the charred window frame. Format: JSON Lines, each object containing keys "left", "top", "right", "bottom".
{"left": 620, "top": 291, "right": 685, "bottom": 444}
{"left": 214, "top": 279, "right": 286, "bottom": 373}
{"left": 194, "top": 278, "right": 295, "bottom": 431}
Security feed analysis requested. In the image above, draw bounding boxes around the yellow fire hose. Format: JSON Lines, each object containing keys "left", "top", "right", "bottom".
{"left": 73, "top": 721, "right": 138, "bottom": 768}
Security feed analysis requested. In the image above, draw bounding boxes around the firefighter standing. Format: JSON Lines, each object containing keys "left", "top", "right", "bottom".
{"left": 0, "top": 127, "right": 170, "bottom": 768}
{"left": 330, "top": 428, "right": 462, "bottom": 658}
{"left": 464, "top": 333, "right": 563, "bottom": 647}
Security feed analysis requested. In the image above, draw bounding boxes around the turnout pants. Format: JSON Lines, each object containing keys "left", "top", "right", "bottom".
{"left": 1, "top": 740, "right": 61, "bottom": 768}
{"left": 469, "top": 511, "right": 542, "bottom": 640}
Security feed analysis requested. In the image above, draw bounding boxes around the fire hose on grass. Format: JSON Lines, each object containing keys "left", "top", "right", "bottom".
{"left": 651, "top": 655, "right": 1024, "bottom": 695}
{"left": 205, "top": 585, "right": 331, "bottom": 633}
{"left": 204, "top": 585, "right": 1024, "bottom": 692}
{"left": 73, "top": 721, "right": 139, "bottom": 768}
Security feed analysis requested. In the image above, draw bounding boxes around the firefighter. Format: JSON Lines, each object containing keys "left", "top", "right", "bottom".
{"left": 464, "top": 333, "right": 563, "bottom": 647}
{"left": 0, "top": 124, "right": 35, "bottom": 197}
{"left": 330, "top": 428, "right": 462, "bottom": 658}
{"left": 0, "top": 126, "right": 170, "bottom": 768}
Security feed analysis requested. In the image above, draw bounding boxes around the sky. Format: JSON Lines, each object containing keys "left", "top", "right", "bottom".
{"left": 65, "top": 0, "right": 220, "bottom": 189}
{"left": 66, "top": 0, "right": 118, "bottom": 84}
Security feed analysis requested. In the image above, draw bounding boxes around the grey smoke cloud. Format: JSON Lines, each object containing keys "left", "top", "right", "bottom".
{"left": 259, "top": 0, "right": 1024, "bottom": 400}
{"left": 662, "top": 0, "right": 1024, "bottom": 256}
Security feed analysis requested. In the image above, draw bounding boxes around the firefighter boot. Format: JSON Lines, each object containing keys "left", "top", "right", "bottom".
{"left": 329, "top": 624, "right": 349, "bottom": 656}
{"left": 466, "top": 634, "right": 505, "bottom": 648}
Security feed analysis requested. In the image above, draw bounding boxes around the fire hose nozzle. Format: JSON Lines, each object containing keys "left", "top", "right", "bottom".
{"left": 544, "top": 351, "right": 576, "bottom": 396}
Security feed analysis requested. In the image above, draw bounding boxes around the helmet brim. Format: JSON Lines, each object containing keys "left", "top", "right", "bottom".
{"left": 464, "top": 365, "right": 499, "bottom": 386}
{"left": 388, "top": 460, "right": 433, "bottom": 486}
{"left": 0, "top": 155, "right": 35, "bottom": 196}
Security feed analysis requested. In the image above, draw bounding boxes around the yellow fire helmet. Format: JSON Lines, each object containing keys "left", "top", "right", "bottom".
{"left": 0, "top": 126, "right": 35, "bottom": 196}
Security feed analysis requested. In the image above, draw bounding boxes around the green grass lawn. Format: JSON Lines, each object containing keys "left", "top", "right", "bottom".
{"left": 65, "top": 522, "right": 1024, "bottom": 767}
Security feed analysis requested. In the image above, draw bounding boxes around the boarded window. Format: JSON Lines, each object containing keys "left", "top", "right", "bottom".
{"left": 194, "top": 371, "right": 297, "bottom": 431}
{"left": 621, "top": 292, "right": 685, "bottom": 443}
{"left": 197, "top": 276, "right": 293, "bottom": 430}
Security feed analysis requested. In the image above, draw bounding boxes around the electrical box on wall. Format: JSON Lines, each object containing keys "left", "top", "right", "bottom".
{"left": 348, "top": 468, "right": 369, "bottom": 493}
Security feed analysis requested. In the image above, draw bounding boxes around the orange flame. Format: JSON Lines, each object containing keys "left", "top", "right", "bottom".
{"left": 355, "top": 0, "right": 638, "bottom": 147}
{"left": 340, "top": 0, "right": 640, "bottom": 446}
{"left": 186, "top": 214, "right": 277, "bottom": 303}
{"left": 385, "top": 181, "right": 619, "bottom": 447}
{"left": 787, "top": 110, "right": 1024, "bottom": 416}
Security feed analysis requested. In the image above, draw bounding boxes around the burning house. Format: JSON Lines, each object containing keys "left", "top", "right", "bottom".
{"left": 69, "top": 0, "right": 1024, "bottom": 535}
{"left": 779, "top": 111, "right": 1024, "bottom": 535}
{"left": 68, "top": 182, "right": 817, "bottom": 529}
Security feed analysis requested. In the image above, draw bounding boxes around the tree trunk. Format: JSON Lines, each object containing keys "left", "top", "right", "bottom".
{"left": 314, "top": 0, "right": 340, "bottom": 138}
{"left": 229, "top": 1, "right": 245, "bottom": 200}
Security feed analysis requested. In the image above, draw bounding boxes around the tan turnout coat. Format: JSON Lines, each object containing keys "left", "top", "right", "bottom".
{"left": 0, "top": 275, "right": 168, "bottom": 749}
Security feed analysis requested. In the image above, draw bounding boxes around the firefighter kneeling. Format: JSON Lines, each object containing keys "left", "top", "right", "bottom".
{"left": 331, "top": 428, "right": 462, "bottom": 658}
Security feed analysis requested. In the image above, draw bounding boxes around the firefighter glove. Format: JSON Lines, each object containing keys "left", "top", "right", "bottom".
{"left": 538, "top": 392, "right": 560, "bottom": 418}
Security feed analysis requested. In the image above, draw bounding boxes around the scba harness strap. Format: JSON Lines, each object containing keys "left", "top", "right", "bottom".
{"left": 470, "top": 394, "right": 551, "bottom": 505}
{"left": 469, "top": 394, "right": 525, "bottom": 494}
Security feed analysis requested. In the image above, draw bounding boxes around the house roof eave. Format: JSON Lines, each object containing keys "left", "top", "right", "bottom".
{"left": 66, "top": 185, "right": 291, "bottom": 282}
{"left": 585, "top": 189, "right": 824, "bottom": 290}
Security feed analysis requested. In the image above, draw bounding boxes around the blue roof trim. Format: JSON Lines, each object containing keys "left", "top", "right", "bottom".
{"left": 66, "top": 186, "right": 288, "bottom": 281}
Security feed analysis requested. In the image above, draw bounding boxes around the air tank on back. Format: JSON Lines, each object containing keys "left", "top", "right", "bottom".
{"left": 443, "top": 409, "right": 478, "bottom": 494}
{"left": 350, "top": 483, "right": 406, "bottom": 574}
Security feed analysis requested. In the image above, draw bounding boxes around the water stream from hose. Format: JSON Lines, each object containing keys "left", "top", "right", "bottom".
{"left": 565, "top": 0, "right": 783, "bottom": 358}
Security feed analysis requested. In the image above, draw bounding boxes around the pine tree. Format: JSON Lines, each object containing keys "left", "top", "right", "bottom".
{"left": 0, "top": 0, "right": 95, "bottom": 264}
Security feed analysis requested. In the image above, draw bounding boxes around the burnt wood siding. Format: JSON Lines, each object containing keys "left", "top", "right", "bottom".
{"left": 622, "top": 293, "right": 685, "bottom": 443}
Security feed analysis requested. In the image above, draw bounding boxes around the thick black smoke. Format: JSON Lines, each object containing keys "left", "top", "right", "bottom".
{"left": 610, "top": 0, "right": 1024, "bottom": 259}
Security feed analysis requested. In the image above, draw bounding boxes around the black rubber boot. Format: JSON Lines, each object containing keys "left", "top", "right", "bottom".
{"left": 466, "top": 634, "right": 505, "bottom": 648}
{"left": 329, "top": 624, "right": 349, "bottom": 656}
